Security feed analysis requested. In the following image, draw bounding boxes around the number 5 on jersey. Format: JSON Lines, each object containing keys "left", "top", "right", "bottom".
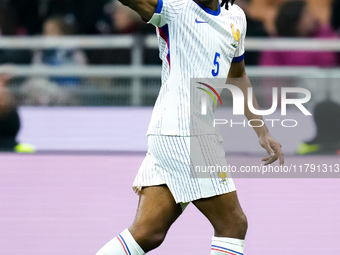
{"left": 212, "top": 52, "right": 220, "bottom": 77}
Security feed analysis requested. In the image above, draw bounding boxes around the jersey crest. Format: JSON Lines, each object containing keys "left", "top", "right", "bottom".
{"left": 231, "top": 23, "right": 240, "bottom": 42}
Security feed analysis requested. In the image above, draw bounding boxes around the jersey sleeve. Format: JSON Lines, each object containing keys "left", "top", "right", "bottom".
{"left": 232, "top": 6, "right": 247, "bottom": 63}
{"left": 148, "top": 0, "right": 186, "bottom": 27}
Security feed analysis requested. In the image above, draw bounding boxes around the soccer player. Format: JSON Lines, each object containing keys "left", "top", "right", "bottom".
{"left": 96, "top": 0, "right": 284, "bottom": 254}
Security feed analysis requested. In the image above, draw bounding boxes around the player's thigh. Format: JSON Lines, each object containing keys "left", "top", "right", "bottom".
{"left": 129, "top": 185, "right": 182, "bottom": 236}
{"left": 192, "top": 191, "right": 247, "bottom": 235}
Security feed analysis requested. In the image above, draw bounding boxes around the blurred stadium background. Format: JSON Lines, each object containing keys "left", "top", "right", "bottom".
{"left": 1, "top": 0, "right": 340, "bottom": 254}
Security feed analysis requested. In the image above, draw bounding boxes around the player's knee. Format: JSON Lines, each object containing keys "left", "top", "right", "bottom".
{"left": 149, "top": 231, "right": 166, "bottom": 249}
{"left": 215, "top": 210, "right": 248, "bottom": 238}
{"left": 231, "top": 210, "right": 248, "bottom": 235}
{"left": 238, "top": 211, "right": 248, "bottom": 234}
{"left": 131, "top": 228, "right": 166, "bottom": 251}
{"left": 233, "top": 210, "right": 248, "bottom": 232}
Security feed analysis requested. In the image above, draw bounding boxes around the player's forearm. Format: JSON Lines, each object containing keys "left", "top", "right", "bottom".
{"left": 227, "top": 75, "right": 270, "bottom": 138}
{"left": 245, "top": 86, "right": 270, "bottom": 138}
{"left": 118, "top": 0, "right": 156, "bottom": 21}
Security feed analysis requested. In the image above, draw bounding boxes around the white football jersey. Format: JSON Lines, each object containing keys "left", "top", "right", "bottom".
{"left": 147, "top": 0, "right": 247, "bottom": 136}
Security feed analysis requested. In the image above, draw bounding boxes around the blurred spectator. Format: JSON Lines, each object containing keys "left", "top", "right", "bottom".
{"left": 330, "top": 0, "right": 340, "bottom": 65}
{"left": 331, "top": 0, "right": 340, "bottom": 33}
{"left": 70, "top": 0, "right": 109, "bottom": 34}
{"left": 32, "top": 16, "right": 87, "bottom": 85}
{"left": 8, "top": 0, "right": 41, "bottom": 34}
{"left": 260, "top": 0, "right": 338, "bottom": 67}
{"left": 298, "top": 100, "right": 340, "bottom": 155}
{"left": 41, "top": 0, "right": 76, "bottom": 24}
{"left": 42, "top": 0, "right": 109, "bottom": 34}
{"left": 0, "top": 3, "right": 17, "bottom": 35}
{"left": 237, "top": 0, "right": 268, "bottom": 65}
{"left": 0, "top": 74, "right": 20, "bottom": 151}
{"left": 0, "top": 3, "right": 32, "bottom": 64}
{"left": 9, "top": 0, "right": 109, "bottom": 35}
{"left": 87, "top": 1, "right": 143, "bottom": 65}
{"left": 0, "top": 73, "right": 36, "bottom": 152}
{"left": 20, "top": 78, "right": 72, "bottom": 106}
{"left": 111, "top": 1, "right": 141, "bottom": 34}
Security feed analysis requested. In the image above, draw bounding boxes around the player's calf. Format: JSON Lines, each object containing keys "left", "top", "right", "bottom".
{"left": 96, "top": 229, "right": 145, "bottom": 255}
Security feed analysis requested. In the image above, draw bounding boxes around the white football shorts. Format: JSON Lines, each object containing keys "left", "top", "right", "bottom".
{"left": 132, "top": 134, "right": 236, "bottom": 204}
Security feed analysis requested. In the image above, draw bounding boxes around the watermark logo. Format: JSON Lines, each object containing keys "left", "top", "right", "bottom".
{"left": 196, "top": 82, "right": 223, "bottom": 115}
{"left": 196, "top": 82, "right": 312, "bottom": 128}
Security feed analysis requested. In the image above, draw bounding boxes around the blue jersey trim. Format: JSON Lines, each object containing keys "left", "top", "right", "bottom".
{"left": 155, "top": 0, "right": 163, "bottom": 14}
{"left": 232, "top": 53, "right": 245, "bottom": 63}
{"left": 193, "top": 1, "right": 221, "bottom": 16}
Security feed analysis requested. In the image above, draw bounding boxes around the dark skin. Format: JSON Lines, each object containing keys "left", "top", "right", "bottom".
{"left": 119, "top": 0, "right": 235, "bottom": 20}
{"left": 114, "top": 0, "right": 284, "bottom": 252}
{"left": 194, "top": 0, "right": 236, "bottom": 11}
{"left": 194, "top": 0, "right": 220, "bottom": 11}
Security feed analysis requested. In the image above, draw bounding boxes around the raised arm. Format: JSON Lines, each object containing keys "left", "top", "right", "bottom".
{"left": 227, "top": 60, "right": 284, "bottom": 166}
{"left": 118, "top": 0, "right": 158, "bottom": 21}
